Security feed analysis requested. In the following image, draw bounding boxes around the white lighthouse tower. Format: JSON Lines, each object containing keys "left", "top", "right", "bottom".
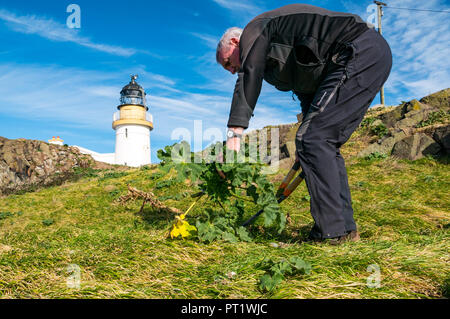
{"left": 112, "top": 75, "right": 154, "bottom": 167}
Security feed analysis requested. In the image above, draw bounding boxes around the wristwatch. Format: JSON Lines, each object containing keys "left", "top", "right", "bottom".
{"left": 227, "top": 129, "right": 242, "bottom": 139}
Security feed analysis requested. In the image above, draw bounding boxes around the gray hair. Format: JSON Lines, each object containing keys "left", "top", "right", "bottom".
{"left": 216, "top": 27, "right": 243, "bottom": 63}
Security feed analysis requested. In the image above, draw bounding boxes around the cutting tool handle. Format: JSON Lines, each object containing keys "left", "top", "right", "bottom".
{"left": 276, "top": 161, "right": 301, "bottom": 198}
{"left": 283, "top": 171, "right": 305, "bottom": 197}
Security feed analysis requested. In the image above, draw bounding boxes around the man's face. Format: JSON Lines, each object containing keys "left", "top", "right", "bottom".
{"left": 218, "top": 38, "right": 241, "bottom": 74}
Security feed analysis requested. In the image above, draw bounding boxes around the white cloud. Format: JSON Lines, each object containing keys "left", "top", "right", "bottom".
{"left": 382, "top": 0, "right": 450, "bottom": 101}
{"left": 341, "top": 0, "right": 450, "bottom": 104}
{"left": 0, "top": 9, "right": 143, "bottom": 57}
{"left": 212, "top": 0, "right": 261, "bottom": 13}
{"left": 211, "top": 0, "right": 267, "bottom": 25}
{"left": 82, "top": 86, "right": 118, "bottom": 98}
{"left": 190, "top": 32, "right": 219, "bottom": 49}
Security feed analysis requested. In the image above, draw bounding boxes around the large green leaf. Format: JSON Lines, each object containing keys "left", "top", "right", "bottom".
{"left": 289, "top": 257, "right": 312, "bottom": 275}
{"left": 262, "top": 202, "right": 279, "bottom": 227}
{"left": 222, "top": 232, "right": 239, "bottom": 243}
{"left": 259, "top": 273, "right": 284, "bottom": 292}
{"left": 236, "top": 226, "right": 252, "bottom": 242}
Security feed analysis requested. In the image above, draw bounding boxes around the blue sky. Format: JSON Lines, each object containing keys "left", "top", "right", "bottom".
{"left": 0, "top": 0, "right": 449, "bottom": 163}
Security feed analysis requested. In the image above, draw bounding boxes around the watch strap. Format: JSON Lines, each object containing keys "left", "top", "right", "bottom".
{"left": 227, "top": 129, "right": 242, "bottom": 138}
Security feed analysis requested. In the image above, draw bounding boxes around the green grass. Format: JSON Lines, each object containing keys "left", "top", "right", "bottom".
{"left": 0, "top": 153, "right": 449, "bottom": 299}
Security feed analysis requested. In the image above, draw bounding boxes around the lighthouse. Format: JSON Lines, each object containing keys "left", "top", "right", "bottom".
{"left": 112, "top": 75, "right": 153, "bottom": 167}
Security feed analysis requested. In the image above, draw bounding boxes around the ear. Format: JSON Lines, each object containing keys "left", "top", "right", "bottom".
{"left": 230, "top": 37, "right": 239, "bottom": 47}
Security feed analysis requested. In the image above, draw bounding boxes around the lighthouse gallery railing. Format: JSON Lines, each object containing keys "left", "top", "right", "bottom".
{"left": 113, "top": 111, "right": 153, "bottom": 123}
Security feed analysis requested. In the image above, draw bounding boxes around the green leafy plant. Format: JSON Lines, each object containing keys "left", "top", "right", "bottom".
{"left": 108, "top": 189, "right": 120, "bottom": 198}
{"left": 370, "top": 123, "right": 389, "bottom": 138}
{"left": 149, "top": 172, "right": 165, "bottom": 180}
{"left": 159, "top": 192, "right": 189, "bottom": 201}
{"left": 98, "top": 171, "right": 128, "bottom": 181}
{"left": 416, "top": 110, "right": 449, "bottom": 128}
{"left": 155, "top": 179, "right": 179, "bottom": 189}
{"left": 0, "top": 212, "right": 14, "bottom": 220}
{"left": 42, "top": 218, "right": 55, "bottom": 226}
{"left": 365, "top": 152, "right": 388, "bottom": 161}
{"left": 157, "top": 141, "right": 286, "bottom": 242}
{"left": 256, "top": 256, "right": 311, "bottom": 292}
{"left": 72, "top": 167, "right": 99, "bottom": 178}
{"left": 360, "top": 116, "right": 376, "bottom": 128}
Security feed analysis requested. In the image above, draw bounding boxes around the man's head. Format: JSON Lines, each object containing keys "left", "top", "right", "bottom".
{"left": 216, "top": 27, "right": 243, "bottom": 74}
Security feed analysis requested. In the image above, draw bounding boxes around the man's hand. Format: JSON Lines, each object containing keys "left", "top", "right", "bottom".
{"left": 226, "top": 127, "right": 244, "bottom": 153}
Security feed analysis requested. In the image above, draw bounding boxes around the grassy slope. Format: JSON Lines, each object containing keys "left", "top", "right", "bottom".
{"left": 0, "top": 132, "right": 449, "bottom": 299}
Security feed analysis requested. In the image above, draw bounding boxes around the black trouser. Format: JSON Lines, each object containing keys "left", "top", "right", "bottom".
{"left": 294, "top": 28, "right": 392, "bottom": 239}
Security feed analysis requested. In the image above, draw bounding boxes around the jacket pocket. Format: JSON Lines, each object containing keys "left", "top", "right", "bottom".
{"left": 292, "top": 37, "right": 326, "bottom": 94}
{"left": 264, "top": 43, "right": 295, "bottom": 91}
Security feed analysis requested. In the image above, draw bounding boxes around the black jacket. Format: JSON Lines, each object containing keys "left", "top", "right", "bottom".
{"left": 227, "top": 4, "right": 372, "bottom": 129}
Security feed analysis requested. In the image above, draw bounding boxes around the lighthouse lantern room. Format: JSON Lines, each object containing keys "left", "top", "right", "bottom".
{"left": 112, "top": 75, "right": 153, "bottom": 167}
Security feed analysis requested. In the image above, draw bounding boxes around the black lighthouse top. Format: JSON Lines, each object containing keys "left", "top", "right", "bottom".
{"left": 119, "top": 75, "right": 148, "bottom": 110}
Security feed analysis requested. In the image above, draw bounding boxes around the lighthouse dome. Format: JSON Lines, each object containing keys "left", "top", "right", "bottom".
{"left": 119, "top": 75, "right": 148, "bottom": 109}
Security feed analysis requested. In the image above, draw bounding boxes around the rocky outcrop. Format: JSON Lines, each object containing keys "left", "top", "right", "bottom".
{"left": 358, "top": 88, "right": 449, "bottom": 160}
{"left": 258, "top": 88, "right": 448, "bottom": 164}
{"left": 0, "top": 137, "right": 94, "bottom": 195}
{"left": 391, "top": 133, "right": 442, "bottom": 160}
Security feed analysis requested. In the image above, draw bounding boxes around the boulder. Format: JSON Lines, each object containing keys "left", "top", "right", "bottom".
{"left": 358, "top": 131, "right": 407, "bottom": 157}
{"left": 433, "top": 125, "right": 450, "bottom": 153}
{"left": 419, "top": 88, "right": 449, "bottom": 110}
{"left": 393, "top": 100, "right": 434, "bottom": 131}
{"left": 392, "top": 133, "right": 441, "bottom": 160}
{"left": 402, "top": 99, "right": 426, "bottom": 113}
{"left": 379, "top": 107, "right": 403, "bottom": 128}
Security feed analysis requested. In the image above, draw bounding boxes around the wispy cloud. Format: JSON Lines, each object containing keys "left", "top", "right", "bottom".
{"left": 211, "top": 0, "right": 266, "bottom": 24}
{"left": 348, "top": 0, "right": 450, "bottom": 103}
{"left": 0, "top": 63, "right": 120, "bottom": 126}
{"left": 190, "top": 32, "right": 219, "bottom": 49}
{"left": 383, "top": 0, "right": 450, "bottom": 100}
{"left": 0, "top": 62, "right": 231, "bottom": 143}
{"left": 0, "top": 9, "right": 143, "bottom": 57}
{"left": 212, "top": 0, "right": 260, "bottom": 13}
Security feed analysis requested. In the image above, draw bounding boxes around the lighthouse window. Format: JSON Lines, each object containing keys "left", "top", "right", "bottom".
{"left": 126, "top": 128, "right": 128, "bottom": 138}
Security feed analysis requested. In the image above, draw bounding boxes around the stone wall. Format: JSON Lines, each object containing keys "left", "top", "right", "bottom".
{"left": 0, "top": 137, "right": 94, "bottom": 195}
